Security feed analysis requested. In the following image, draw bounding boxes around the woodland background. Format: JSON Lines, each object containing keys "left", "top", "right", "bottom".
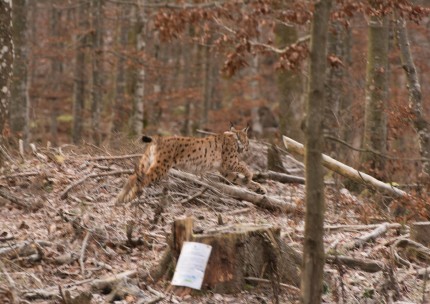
{"left": 3, "top": 0, "right": 430, "bottom": 187}
{"left": 3, "top": 0, "right": 430, "bottom": 303}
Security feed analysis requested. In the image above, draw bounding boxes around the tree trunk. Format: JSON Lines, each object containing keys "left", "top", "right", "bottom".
{"left": 10, "top": 0, "right": 30, "bottom": 145}
{"left": 91, "top": 0, "right": 104, "bottom": 145}
{"left": 275, "top": 14, "right": 303, "bottom": 141}
{"left": 0, "top": 0, "right": 13, "bottom": 159}
{"left": 396, "top": 19, "right": 430, "bottom": 176}
{"left": 170, "top": 217, "right": 301, "bottom": 293}
{"left": 49, "top": 5, "right": 62, "bottom": 146}
{"left": 72, "top": 1, "right": 89, "bottom": 144}
{"left": 110, "top": 5, "right": 128, "bottom": 136}
{"left": 130, "top": 5, "right": 145, "bottom": 136}
{"left": 201, "top": 44, "right": 212, "bottom": 128}
{"left": 301, "top": 1, "right": 331, "bottom": 303}
{"left": 361, "top": 10, "right": 389, "bottom": 178}
{"left": 325, "top": 20, "right": 351, "bottom": 159}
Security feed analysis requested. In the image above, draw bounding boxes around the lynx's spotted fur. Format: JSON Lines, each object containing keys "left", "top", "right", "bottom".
{"left": 115, "top": 126, "right": 266, "bottom": 204}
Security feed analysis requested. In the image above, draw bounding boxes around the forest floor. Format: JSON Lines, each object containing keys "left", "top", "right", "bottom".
{"left": 0, "top": 138, "right": 429, "bottom": 304}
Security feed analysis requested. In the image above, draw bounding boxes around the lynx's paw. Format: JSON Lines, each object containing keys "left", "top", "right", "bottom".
{"left": 250, "top": 181, "right": 267, "bottom": 195}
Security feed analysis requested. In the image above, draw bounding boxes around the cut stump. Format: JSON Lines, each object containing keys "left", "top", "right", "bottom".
{"left": 169, "top": 217, "right": 301, "bottom": 293}
{"left": 411, "top": 222, "right": 430, "bottom": 247}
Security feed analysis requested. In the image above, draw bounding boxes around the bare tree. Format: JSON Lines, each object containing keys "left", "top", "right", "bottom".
{"left": 130, "top": 3, "right": 145, "bottom": 136}
{"left": 91, "top": 0, "right": 104, "bottom": 145}
{"left": 72, "top": 0, "right": 90, "bottom": 144}
{"left": 276, "top": 21, "right": 303, "bottom": 142}
{"left": 360, "top": 4, "right": 389, "bottom": 177}
{"left": 10, "top": 0, "right": 30, "bottom": 144}
{"left": 0, "top": 0, "right": 13, "bottom": 145}
{"left": 396, "top": 18, "right": 430, "bottom": 176}
{"left": 301, "top": 0, "right": 331, "bottom": 303}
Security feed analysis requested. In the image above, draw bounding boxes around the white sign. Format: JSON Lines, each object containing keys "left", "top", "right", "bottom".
{"left": 171, "top": 241, "right": 212, "bottom": 290}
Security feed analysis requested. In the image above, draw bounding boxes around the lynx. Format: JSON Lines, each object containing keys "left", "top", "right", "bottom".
{"left": 115, "top": 126, "right": 266, "bottom": 204}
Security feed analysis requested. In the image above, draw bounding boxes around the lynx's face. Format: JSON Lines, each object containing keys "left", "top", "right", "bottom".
{"left": 230, "top": 126, "right": 249, "bottom": 153}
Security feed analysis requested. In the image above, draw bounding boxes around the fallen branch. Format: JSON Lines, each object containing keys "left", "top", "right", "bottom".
{"left": 321, "top": 223, "right": 403, "bottom": 232}
{"left": 244, "top": 276, "right": 301, "bottom": 293}
{"left": 326, "top": 255, "right": 384, "bottom": 273}
{"left": 171, "top": 169, "right": 300, "bottom": 213}
{"left": 0, "top": 187, "right": 32, "bottom": 209}
{"left": 253, "top": 171, "right": 305, "bottom": 184}
{"left": 79, "top": 232, "right": 91, "bottom": 275}
{"left": 91, "top": 270, "right": 138, "bottom": 291}
{"left": 345, "top": 222, "right": 389, "bottom": 249}
{"left": 60, "top": 169, "right": 133, "bottom": 199}
{"left": 283, "top": 136, "right": 407, "bottom": 197}
{"left": 86, "top": 154, "right": 142, "bottom": 161}
{"left": 0, "top": 171, "right": 40, "bottom": 179}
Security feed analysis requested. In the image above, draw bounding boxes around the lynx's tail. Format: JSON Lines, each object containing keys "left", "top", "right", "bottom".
{"left": 115, "top": 174, "right": 141, "bottom": 205}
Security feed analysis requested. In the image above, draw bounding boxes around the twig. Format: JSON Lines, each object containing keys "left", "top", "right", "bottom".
{"left": 86, "top": 154, "right": 142, "bottom": 161}
{"left": 0, "top": 260, "right": 19, "bottom": 304}
{"left": 79, "top": 232, "right": 91, "bottom": 275}
{"left": 179, "top": 188, "right": 208, "bottom": 204}
{"left": 60, "top": 169, "right": 133, "bottom": 199}
{"left": 244, "top": 276, "right": 300, "bottom": 293}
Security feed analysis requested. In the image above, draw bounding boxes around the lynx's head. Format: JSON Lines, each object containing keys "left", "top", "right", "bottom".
{"left": 230, "top": 125, "right": 250, "bottom": 153}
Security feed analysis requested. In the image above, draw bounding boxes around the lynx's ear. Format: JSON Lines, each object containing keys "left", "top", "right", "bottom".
{"left": 230, "top": 121, "right": 236, "bottom": 132}
{"left": 243, "top": 125, "right": 250, "bottom": 133}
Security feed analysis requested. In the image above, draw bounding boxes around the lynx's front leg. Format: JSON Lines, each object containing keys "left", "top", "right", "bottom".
{"left": 221, "top": 161, "right": 267, "bottom": 195}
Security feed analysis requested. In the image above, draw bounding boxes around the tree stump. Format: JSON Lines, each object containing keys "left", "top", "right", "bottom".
{"left": 411, "top": 222, "right": 430, "bottom": 247}
{"left": 170, "top": 217, "right": 301, "bottom": 293}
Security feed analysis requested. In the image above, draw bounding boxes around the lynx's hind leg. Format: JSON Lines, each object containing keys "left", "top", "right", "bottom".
{"left": 115, "top": 143, "right": 161, "bottom": 205}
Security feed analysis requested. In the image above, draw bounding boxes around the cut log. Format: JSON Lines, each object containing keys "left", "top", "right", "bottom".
{"left": 283, "top": 136, "right": 407, "bottom": 197}
{"left": 410, "top": 222, "right": 430, "bottom": 247}
{"left": 169, "top": 217, "right": 301, "bottom": 293}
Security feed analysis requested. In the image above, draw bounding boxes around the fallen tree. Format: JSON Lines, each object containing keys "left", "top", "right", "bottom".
{"left": 283, "top": 136, "right": 408, "bottom": 197}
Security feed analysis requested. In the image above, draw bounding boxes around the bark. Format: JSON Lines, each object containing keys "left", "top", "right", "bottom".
{"left": 72, "top": 1, "right": 89, "bottom": 144}
{"left": 396, "top": 19, "right": 430, "bottom": 176}
{"left": 325, "top": 20, "right": 351, "bottom": 159}
{"left": 275, "top": 21, "right": 303, "bottom": 141}
{"left": 10, "top": 0, "right": 30, "bottom": 144}
{"left": 131, "top": 5, "right": 145, "bottom": 136}
{"left": 169, "top": 217, "right": 301, "bottom": 293}
{"left": 91, "top": 0, "right": 104, "bottom": 145}
{"left": 301, "top": 1, "right": 331, "bottom": 303}
{"left": 111, "top": 11, "right": 127, "bottom": 135}
{"left": 410, "top": 222, "right": 430, "bottom": 247}
{"left": 0, "top": 0, "right": 13, "bottom": 148}
{"left": 361, "top": 11, "right": 389, "bottom": 177}
{"left": 49, "top": 6, "right": 62, "bottom": 146}
{"left": 201, "top": 44, "right": 212, "bottom": 127}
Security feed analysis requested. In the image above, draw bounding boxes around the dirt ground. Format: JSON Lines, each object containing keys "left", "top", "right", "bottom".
{"left": 0, "top": 140, "right": 428, "bottom": 304}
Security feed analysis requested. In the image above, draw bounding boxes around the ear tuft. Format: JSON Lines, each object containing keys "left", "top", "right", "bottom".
{"left": 230, "top": 121, "right": 236, "bottom": 132}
